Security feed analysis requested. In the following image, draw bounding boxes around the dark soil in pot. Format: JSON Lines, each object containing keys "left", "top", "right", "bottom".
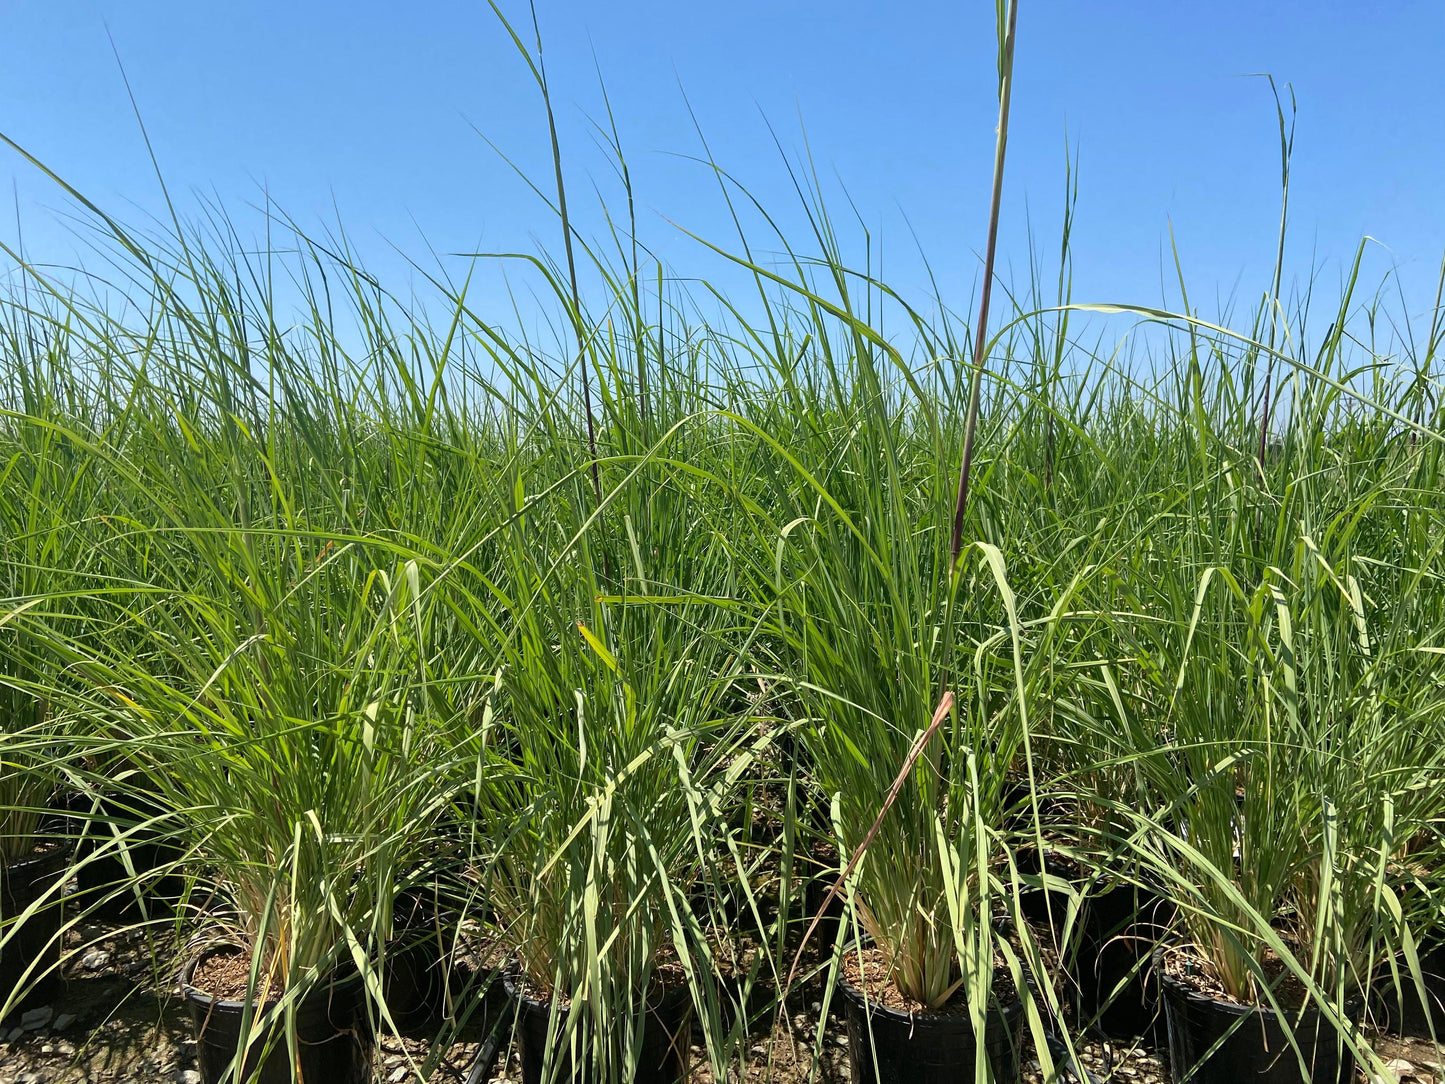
{"left": 0, "top": 839, "right": 73, "bottom": 1020}
{"left": 502, "top": 970, "right": 692, "bottom": 1084}
{"left": 1155, "top": 945, "right": 1364, "bottom": 1084}
{"left": 179, "top": 946, "right": 373, "bottom": 1084}
{"left": 1370, "top": 940, "right": 1445, "bottom": 1039}
{"left": 836, "top": 945, "right": 1025, "bottom": 1084}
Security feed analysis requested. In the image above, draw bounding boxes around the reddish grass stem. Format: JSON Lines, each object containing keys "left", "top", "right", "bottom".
{"left": 950, "top": 0, "right": 1019, "bottom": 564}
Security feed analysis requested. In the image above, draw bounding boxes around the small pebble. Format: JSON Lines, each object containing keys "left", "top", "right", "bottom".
{"left": 389, "top": 1067, "right": 409, "bottom": 1083}
{"left": 176, "top": 1071, "right": 202, "bottom": 1084}
{"left": 52, "top": 1012, "right": 76, "bottom": 1031}
{"left": 20, "top": 1005, "right": 54, "bottom": 1030}
{"left": 81, "top": 950, "right": 111, "bottom": 971}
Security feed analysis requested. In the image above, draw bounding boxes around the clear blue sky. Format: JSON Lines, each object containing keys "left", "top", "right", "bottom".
{"left": 3, "top": 1, "right": 1443, "bottom": 335}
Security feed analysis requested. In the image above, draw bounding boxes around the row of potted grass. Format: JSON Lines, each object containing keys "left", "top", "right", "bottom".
{"left": 2, "top": 450, "right": 1443, "bottom": 1084}
{"left": 2, "top": 109, "right": 1444, "bottom": 1080}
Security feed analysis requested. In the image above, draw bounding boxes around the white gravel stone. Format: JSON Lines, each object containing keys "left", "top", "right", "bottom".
{"left": 81, "top": 949, "right": 111, "bottom": 971}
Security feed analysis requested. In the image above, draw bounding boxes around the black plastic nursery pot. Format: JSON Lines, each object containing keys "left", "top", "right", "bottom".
{"left": 836, "top": 969, "right": 1025, "bottom": 1084}
{"left": 180, "top": 948, "right": 373, "bottom": 1084}
{"left": 69, "top": 790, "right": 182, "bottom": 919}
{"left": 0, "top": 840, "right": 72, "bottom": 1020}
{"left": 1014, "top": 848, "right": 1085, "bottom": 933}
{"left": 381, "top": 892, "right": 468, "bottom": 1033}
{"left": 502, "top": 971, "right": 691, "bottom": 1084}
{"left": 713, "top": 963, "right": 774, "bottom": 1038}
{"left": 1371, "top": 940, "right": 1445, "bottom": 1039}
{"left": 1075, "top": 879, "right": 1174, "bottom": 1040}
{"left": 382, "top": 931, "right": 470, "bottom": 1034}
{"left": 1013, "top": 851, "right": 1176, "bottom": 1041}
{"left": 706, "top": 930, "right": 779, "bottom": 1039}
{"left": 689, "top": 867, "right": 780, "bottom": 941}
{"left": 1155, "top": 947, "right": 1364, "bottom": 1084}
{"left": 383, "top": 935, "right": 505, "bottom": 1039}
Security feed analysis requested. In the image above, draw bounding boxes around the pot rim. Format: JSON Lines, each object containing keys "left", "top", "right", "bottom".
{"left": 501, "top": 966, "right": 553, "bottom": 1012}
{"left": 179, "top": 945, "right": 362, "bottom": 1013}
{"left": 501, "top": 962, "right": 690, "bottom": 1015}
{"left": 1, "top": 839, "right": 75, "bottom": 906}
{"left": 1083, "top": 871, "right": 1173, "bottom": 898}
{"left": 1, "top": 838, "right": 75, "bottom": 874}
{"left": 833, "top": 946, "right": 1023, "bottom": 1024}
{"left": 1152, "top": 943, "right": 1365, "bottom": 1019}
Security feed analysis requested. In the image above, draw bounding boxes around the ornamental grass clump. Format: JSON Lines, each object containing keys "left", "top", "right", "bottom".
{"left": 44, "top": 523, "right": 456, "bottom": 1067}
{"left": 0, "top": 400, "right": 119, "bottom": 1014}
{"left": 453, "top": 473, "right": 762, "bottom": 1082}
{"left": 0, "top": 612, "right": 60, "bottom": 870}
{"left": 1138, "top": 553, "right": 1445, "bottom": 1002}
{"left": 696, "top": 215, "right": 1101, "bottom": 1083}
{"left": 1061, "top": 287, "right": 1445, "bottom": 1075}
{"left": 1, "top": 385, "right": 96, "bottom": 867}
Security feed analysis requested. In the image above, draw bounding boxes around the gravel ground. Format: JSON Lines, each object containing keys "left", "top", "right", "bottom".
{"left": 0, "top": 920, "right": 1437, "bottom": 1083}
